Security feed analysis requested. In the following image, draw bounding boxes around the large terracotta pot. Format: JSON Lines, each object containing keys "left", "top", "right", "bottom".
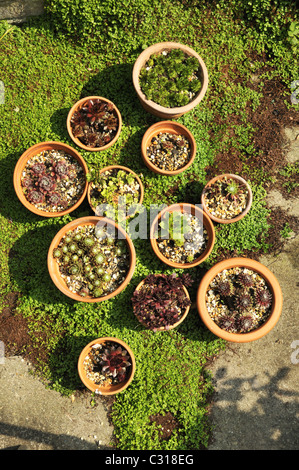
{"left": 78, "top": 337, "right": 136, "bottom": 395}
{"left": 87, "top": 165, "right": 144, "bottom": 218}
{"left": 197, "top": 257, "right": 283, "bottom": 343}
{"left": 141, "top": 121, "right": 196, "bottom": 176}
{"left": 133, "top": 274, "right": 190, "bottom": 331}
{"left": 132, "top": 42, "right": 209, "bottom": 119}
{"left": 201, "top": 174, "right": 252, "bottom": 224}
{"left": 150, "top": 203, "right": 215, "bottom": 269}
{"left": 47, "top": 216, "right": 136, "bottom": 302}
{"left": 66, "top": 96, "right": 122, "bottom": 151}
{"left": 13, "top": 141, "right": 88, "bottom": 218}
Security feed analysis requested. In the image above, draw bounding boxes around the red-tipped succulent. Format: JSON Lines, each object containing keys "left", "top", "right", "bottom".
{"left": 132, "top": 273, "right": 192, "bottom": 330}
{"left": 100, "top": 344, "right": 131, "bottom": 383}
{"left": 70, "top": 98, "right": 119, "bottom": 148}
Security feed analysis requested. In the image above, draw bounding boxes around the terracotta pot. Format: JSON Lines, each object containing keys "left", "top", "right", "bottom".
{"left": 13, "top": 141, "right": 88, "bottom": 218}
{"left": 132, "top": 42, "right": 209, "bottom": 119}
{"left": 197, "top": 257, "right": 283, "bottom": 343}
{"left": 87, "top": 165, "right": 144, "bottom": 218}
{"left": 66, "top": 96, "right": 122, "bottom": 151}
{"left": 150, "top": 203, "right": 215, "bottom": 269}
{"left": 201, "top": 174, "right": 253, "bottom": 224}
{"left": 78, "top": 336, "right": 136, "bottom": 395}
{"left": 133, "top": 275, "right": 190, "bottom": 331}
{"left": 141, "top": 121, "right": 196, "bottom": 176}
{"left": 47, "top": 216, "right": 136, "bottom": 302}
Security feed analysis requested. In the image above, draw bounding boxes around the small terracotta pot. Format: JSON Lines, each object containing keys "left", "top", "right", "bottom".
{"left": 87, "top": 165, "right": 144, "bottom": 218}
{"left": 47, "top": 216, "right": 136, "bottom": 302}
{"left": 132, "top": 42, "right": 209, "bottom": 119}
{"left": 150, "top": 203, "right": 215, "bottom": 269}
{"left": 78, "top": 336, "right": 136, "bottom": 395}
{"left": 141, "top": 121, "right": 196, "bottom": 176}
{"left": 201, "top": 174, "right": 253, "bottom": 224}
{"left": 13, "top": 141, "right": 88, "bottom": 218}
{"left": 197, "top": 257, "right": 283, "bottom": 343}
{"left": 66, "top": 96, "right": 122, "bottom": 151}
{"left": 133, "top": 275, "right": 190, "bottom": 331}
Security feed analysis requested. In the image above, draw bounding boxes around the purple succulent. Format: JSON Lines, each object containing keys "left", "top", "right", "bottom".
{"left": 100, "top": 345, "right": 131, "bottom": 383}
{"left": 38, "top": 175, "right": 56, "bottom": 194}
{"left": 132, "top": 273, "right": 191, "bottom": 329}
{"left": 27, "top": 190, "right": 45, "bottom": 204}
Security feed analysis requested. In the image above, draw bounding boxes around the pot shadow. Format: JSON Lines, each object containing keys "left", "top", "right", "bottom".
{"left": 49, "top": 63, "right": 159, "bottom": 170}
{"left": 8, "top": 223, "right": 80, "bottom": 307}
{"left": 49, "top": 106, "right": 71, "bottom": 142}
{"left": 79, "top": 62, "right": 157, "bottom": 129}
{"left": 48, "top": 334, "right": 97, "bottom": 392}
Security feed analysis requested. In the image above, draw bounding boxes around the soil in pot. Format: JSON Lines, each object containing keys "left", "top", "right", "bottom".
{"left": 21, "top": 148, "right": 85, "bottom": 213}
{"left": 146, "top": 131, "right": 192, "bottom": 172}
{"left": 202, "top": 175, "right": 251, "bottom": 222}
{"left": 69, "top": 98, "right": 120, "bottom": 149}
{"left": 132, "top": 273, "right": 192, "bottom": 331}
{"left": 156, "top": 209, "right": 208, "bottom": 265}
{"left": 139, "top": 48, "right": 202, "bottom": 108}
{"left": 82, "top": 339, "right": 132, "bottom": 388}
{"left": 52, "top": 223, "right": 131, "bottom": 299}
{"left": 87, "top": 166, "right": 143, "bottom": 220}
{"left": 206, "top": 266, "right": 274, "bottom": 334}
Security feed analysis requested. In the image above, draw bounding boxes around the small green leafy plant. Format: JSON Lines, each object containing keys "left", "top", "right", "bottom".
{"left": 159, "top": 211, "right": 192, "bottom": 247}
{"left": 87, "top": 168, "right": 141, "bottom": 220}
{"left": 139, "top": 48, "right": 202, "bottom": 107}
{"left": 288, "top": 21, "right": 299, "bottom": 49}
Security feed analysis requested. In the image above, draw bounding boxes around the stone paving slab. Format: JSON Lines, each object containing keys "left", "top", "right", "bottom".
{"left": 0, "top": 357, "right": 113, "bottom": 450}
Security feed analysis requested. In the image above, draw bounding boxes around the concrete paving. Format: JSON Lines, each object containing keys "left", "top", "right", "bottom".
{"left": 0, "top": 357, "right": 114, "bottom": 450}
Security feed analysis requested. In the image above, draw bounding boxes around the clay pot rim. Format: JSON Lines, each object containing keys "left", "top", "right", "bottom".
{"left": 132, "top": 42, "right": 209, "bottom": 117}
{"left": 141, "top": 120, "right": 197, "bottom": 176}
{"left": 197, "top": 257, "right": 283, "bottom": 343}
{"left": 201, "top": 173, "right": 253, "bottom": 224}
{"left": 13, "top": 141, "right": 88, "bottom": 218}
{"left": 150, "top": 202, "right": 215, "bottom": 269}
{"left": 87, "top": 165, "right": 144, "bottom": 218}
{"left": 134, "top": 274, "right": 190, "bottom": 331}
{"left": 47, "top": 216, "right": 136, "bottom": 303}
{"left": 66, "top": 96, "right": 122, "bottom": 152}
{"left": 77, "top": 336, "right": 136, "bottom": 395}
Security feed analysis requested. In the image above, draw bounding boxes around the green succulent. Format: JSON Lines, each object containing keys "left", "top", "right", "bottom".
{"left": 159, "top": 211, "right": 192, "bottom": 247}
{"left": 139, "top": 48, "right": 202, "bottom": 108}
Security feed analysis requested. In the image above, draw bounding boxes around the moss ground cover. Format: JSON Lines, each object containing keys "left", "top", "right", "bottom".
{"left": 0, "top": 0, "right": 298, "bottom": 450}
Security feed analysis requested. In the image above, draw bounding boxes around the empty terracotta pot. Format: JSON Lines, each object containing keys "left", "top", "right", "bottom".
{"left": 141, "top": 121, "right": 196, "bottom": 175}
{"left": 197, "top": 257, "right": 283, "bottom": 343}
{"left": 150, "top": 203, "right": 215, "bottom": 269}
{"left": 47, "top": 216, "right": 136, "bottom": 302}
{"left": 78, "top": 336, "right": 136, "bottom": 395}
{"left": 13, "top": 141, "right": 88, "bottom": 218}
{"left": 66, "top": 96, "right": 122, "bottom": 151}
{"left": 132, "top": 42, "right": 209, "bottom": 119}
